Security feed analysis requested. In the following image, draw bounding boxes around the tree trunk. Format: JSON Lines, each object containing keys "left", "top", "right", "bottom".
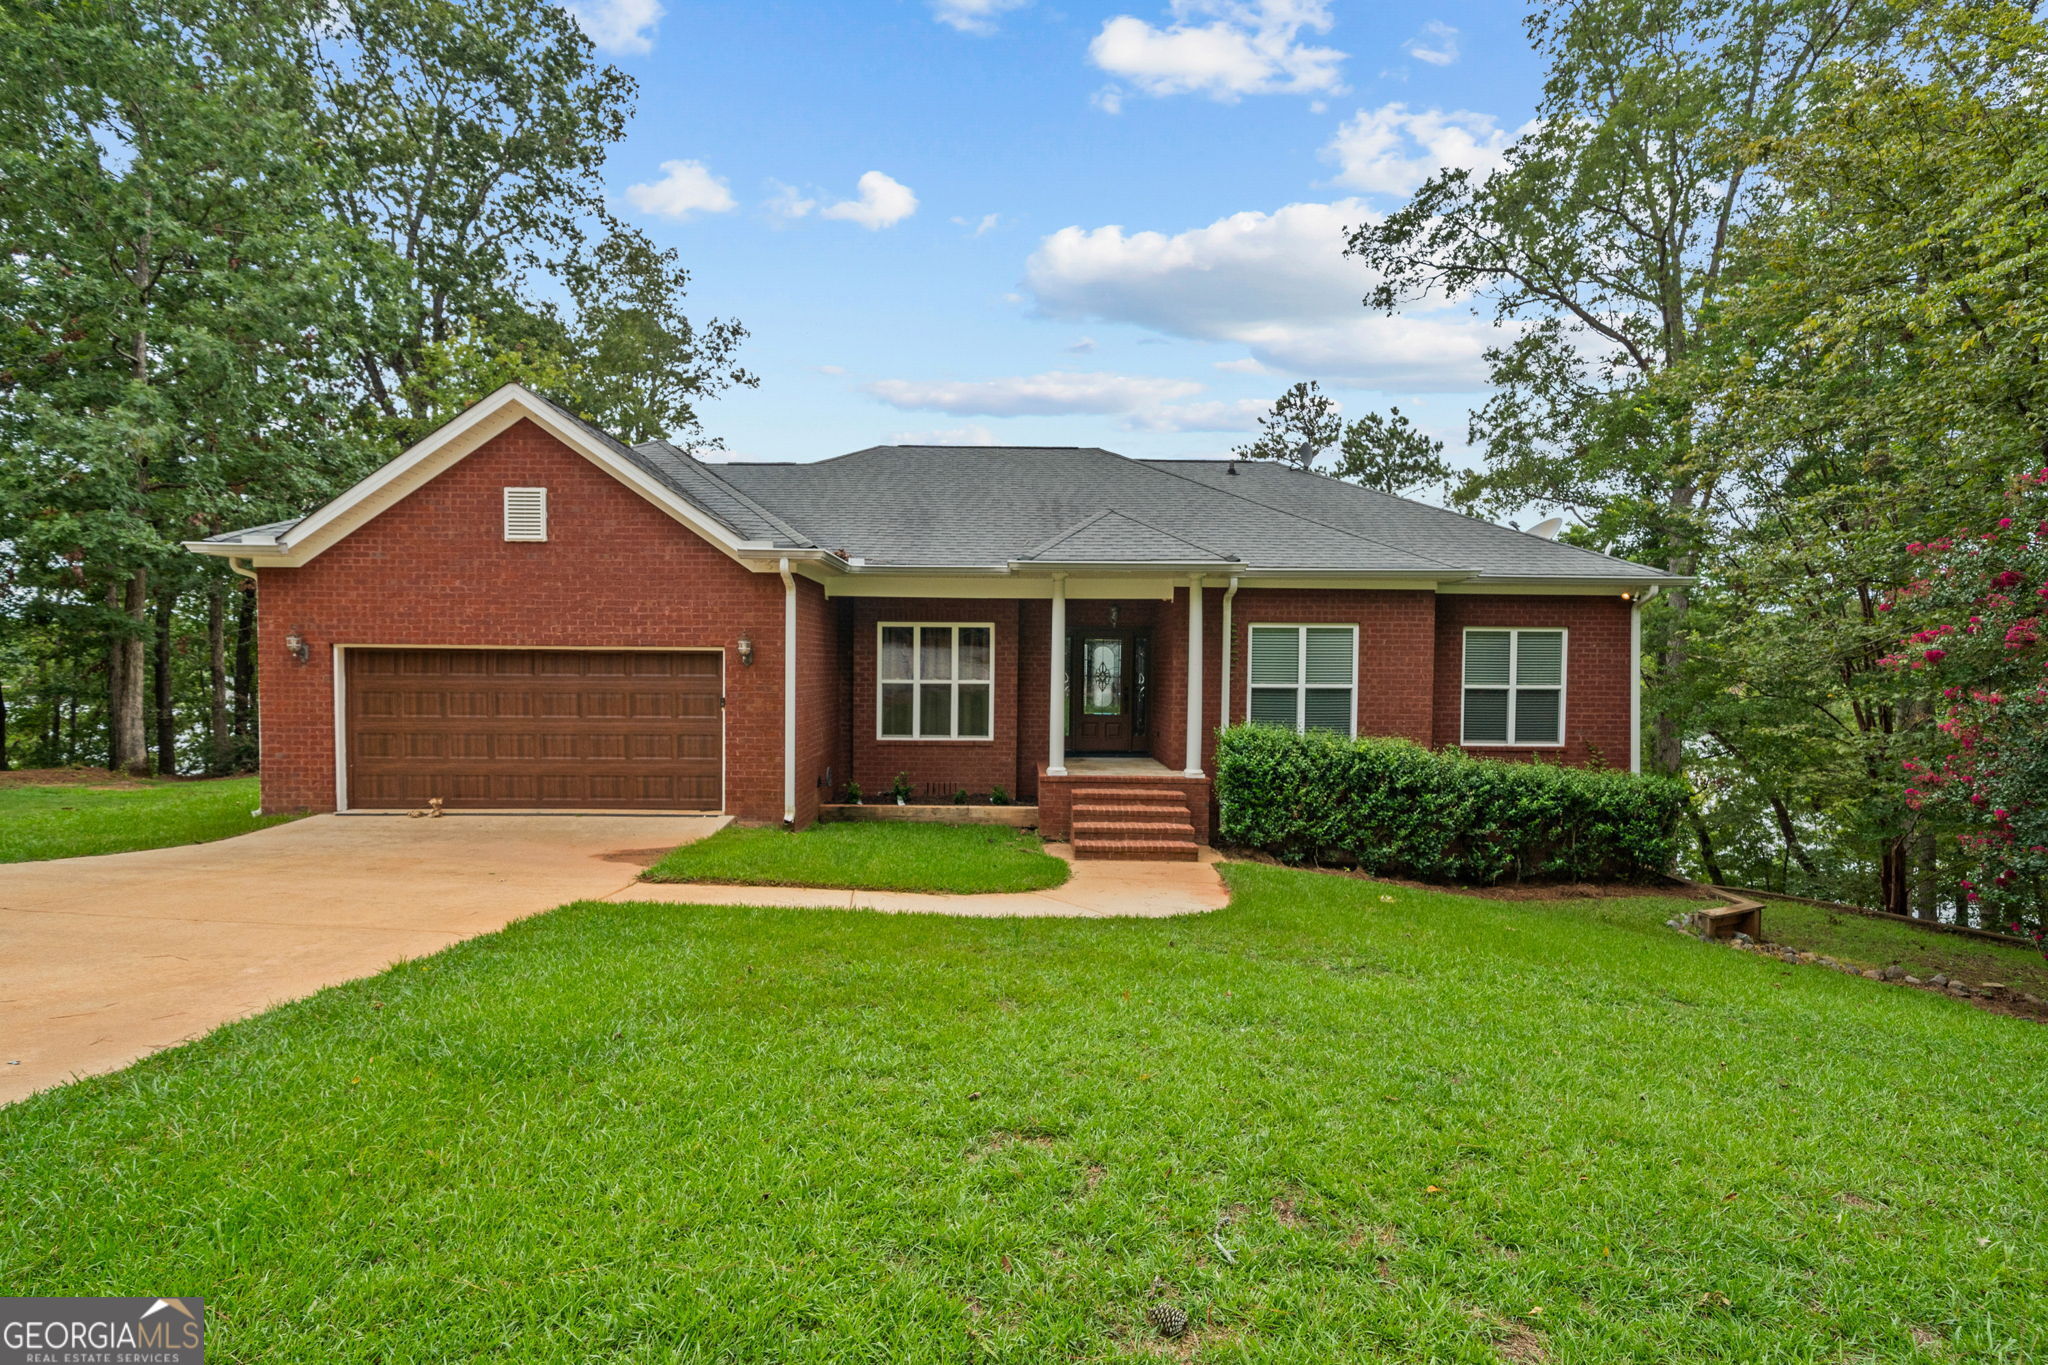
{"left": 1878, "top": 837, "right": 1910, "bottom": 919}
{"left": 153, "top": 587, "right": 178, "bottom": 776}
{"left": 1913, "top": 826, "right": 1939, "bottom": 921}
{"left": 1686, "top": 805, "right": 1725, "bottom": 885}
{"left": 207, "top": 585, "right": 230, "bottom": 774}
{"left": 232, "top": 583, "right": 255, "bottom": 748}
{"left": 108, "top": 569, "right": 149, "bottom": 774}
{"left": 1766, "top": 795, "right": 1816, "bottom": 878}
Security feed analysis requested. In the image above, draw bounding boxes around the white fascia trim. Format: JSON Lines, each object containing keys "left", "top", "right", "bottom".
{"left": 186, "top": 384, "right": 760, "bottom": 569}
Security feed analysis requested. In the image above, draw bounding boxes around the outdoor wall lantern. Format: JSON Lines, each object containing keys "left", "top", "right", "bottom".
{"left": 284, "top": 629, "right": 311, "bottom": 665}
{"left": 736, "top": 632, "right": 755, "bottom": 667}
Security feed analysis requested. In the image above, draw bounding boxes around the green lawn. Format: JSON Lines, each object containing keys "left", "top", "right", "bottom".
{"left": 0, "top": 775, "right": 294, "bottom": 863}
{"left": 6, "top": 864, "right": 2046, "bottom": 1361}
{"left": 643, "top": 819, "right": 1070, "bottom": 894}
{"left": 1743, "top": 896, "right": 2048, "bottom": 997}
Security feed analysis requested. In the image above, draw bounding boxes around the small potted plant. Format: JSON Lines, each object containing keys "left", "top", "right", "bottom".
{"left": 844, "top": 779, "right": 862, "bottom": 805}
{"left": 891, "top": 771, "right": 914, "bottom": 806}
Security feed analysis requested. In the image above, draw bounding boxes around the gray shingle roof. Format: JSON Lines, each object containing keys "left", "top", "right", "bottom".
{"left": 1019, "top": 509, "right": 1236, "bottom": 564}
{"left": 200, "top": 395, "right": 1678, "bottom": 586}
{"left": 715, "top": 446, "right": 1465, "bottom": 574}
{"left": 1149, "top": 459, "right": 1670, "bottom": 580}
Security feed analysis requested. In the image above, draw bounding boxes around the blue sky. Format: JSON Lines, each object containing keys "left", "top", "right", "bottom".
{"left": 569, "top": 0, "right": 1545, "bottom": 466}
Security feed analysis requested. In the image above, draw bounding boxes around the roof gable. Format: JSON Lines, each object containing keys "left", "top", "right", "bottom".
{"left": 1018, "top": 509, "right": 1235, "bottom": 565}
{"left": 186, "top": 385, "right": 799, "bottom": 568}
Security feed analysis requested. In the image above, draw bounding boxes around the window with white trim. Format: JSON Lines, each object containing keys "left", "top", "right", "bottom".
{"left": 503, "top": 487, "right": 548, "bottom": 541}
{"left": 878, "top": 624, "right": 993, "bottom": 739}
{"left": 1246, "top": 624, "right": 1357, "bottom": 735}
{"left": 1462, "top": 627, "right": 1566, "bottom": 745}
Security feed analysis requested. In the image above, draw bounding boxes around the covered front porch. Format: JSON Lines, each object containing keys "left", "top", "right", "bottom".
{"left": 829, "top": 572, "right": 1232, "bottom": 854}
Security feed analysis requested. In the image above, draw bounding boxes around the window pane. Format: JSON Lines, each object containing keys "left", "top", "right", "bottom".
{"left": 1514, "top": 688, "right": 1562, "bottom": 744}
{"left": 1463, "top": 688, "right": 1508, "bottom": 743}
{"left": 1516, "top": 630, "right": 1564, "bottom": 687}
{"left": 880, "top": 682, "right": 914, "bottom": 737}
{"left": 1082, "top": 637, "right": 1122, "bottom": 715}
{"left": 1249, "top": 687, "right": 1299, "bottom": 729}
{"left": 920, "top": 627, "right": 954, "bottom": 680}
{"left": 1305, "top": 627, "right": 1354, "bottom": 685}
{"left": 957, "top": 627, "right": 991, "bottom": 681}
{"left": 1248, "top": 627, "right": 1299, "bottom": 685}
{"left": 919, "top": 683, "right": 953, "bottom": 736}
{"left": 1464, "top": 630, "right": 1510, "bottom": 686}
{"left": 957, "top": 683, "right": 991, "bottom": 738}
{"left": 1304, "top": 687, "right": 1352, "bottom": 734}
{"left": 880, "top": 626, "right": 915, "bottom": 681}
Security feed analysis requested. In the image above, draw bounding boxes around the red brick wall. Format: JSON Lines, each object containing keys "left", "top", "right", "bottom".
{"left": 252, "top": 419, "right": 810, "bottom": 822}
{"left": 1209, "top": 588, "right": 1437, "bottom": 770}
{"left": 1432, "top": 594, "right": 1635, "bottom": 767}
{"left": 846, "top": 598, "right": 1022, "bottom": 802}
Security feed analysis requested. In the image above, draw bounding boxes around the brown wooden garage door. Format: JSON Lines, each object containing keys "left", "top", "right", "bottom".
{"left": 345, "top": 649, "right": 722, "bottom": 810}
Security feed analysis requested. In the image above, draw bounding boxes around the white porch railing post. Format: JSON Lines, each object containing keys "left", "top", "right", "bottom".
{"left": 1048, "top": 574, "right": 1067, "bottom": 776}
{"left": 1184, "top": 576, "right": 1204, "bottom": 777}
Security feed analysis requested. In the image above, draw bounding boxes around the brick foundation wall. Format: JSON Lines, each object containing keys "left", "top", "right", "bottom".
{"left": 1431, "top": 594, "right": 1635, "bottom": 768}
{"left": 252, "top": 418, "right": 807, "bottom": 823}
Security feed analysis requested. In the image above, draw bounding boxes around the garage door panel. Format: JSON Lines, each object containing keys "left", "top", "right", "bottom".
{"left": 346, "top": 649, "right": 722, "bottom": 811}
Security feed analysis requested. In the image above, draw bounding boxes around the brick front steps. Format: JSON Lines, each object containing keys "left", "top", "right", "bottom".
{"left": 1069, "top": 786, "right": 1200, "bottom": 861}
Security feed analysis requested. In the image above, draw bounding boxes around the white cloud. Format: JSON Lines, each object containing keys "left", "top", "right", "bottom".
{"left": 1322, "top": 103, "right": 1524, "bottom": 196}
{"left": 891, "top": 424, "right": 999, "bottom": 445}
{"left": 866, "top": 370, "right": 1203, "bottom": 416}
{"left": 1089, "top": 0, "right": 1345, "bottom": 103}
{"left": 1122, "top": 398, "right": 1272, "bottom": 432}
{"left": 766, "top": 181, "right": 817, "bottom": 221}
{"left": 932, "top": 0, "right": 1029, "bottom": 34}
{"left": 822, "top": 171, "right": 919, "bottom": 230}
{"left": 1067, "top": 336, "right": 1099, "bottom": 353}
{"left": 1213, "top": 356, "right": 1270, "bottom": 374}
{"left": 951, "top": 212, "right": 1001, "bottom": 236}
{"left": 1403, "top": 20, "right": 1459, "bottom": 66}
{"left": 817, "top": 364, "right": 847, "bottom": 376}
{"left": 1092, "top": 86, "right": 1125, "bottom": 114}
{"left": 566, "top": 0, "right": 662, "bottom": 54}
{"left": 1025, "top": 199, "right": 1497, "bottom": 390}
{"left": 624, "top": 159, "right": 736, "bottom": 220}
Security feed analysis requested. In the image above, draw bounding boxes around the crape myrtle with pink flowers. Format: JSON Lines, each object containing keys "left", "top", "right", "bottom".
{"left": 1884, "top": 470, "right": 2048, "bottom": 942}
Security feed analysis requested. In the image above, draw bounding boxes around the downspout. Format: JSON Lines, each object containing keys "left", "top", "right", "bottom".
{"left": 779, "top": 557, "right": 797, "bottom": 828}
{"left": 1629, "top": 585, "right": 1661, "bottom": 775}
{"left": 227, "top": 556, "right": 258, "bottom": 583}
{"left": 1218, "top": 574, "right": 1240, "bottom": 734}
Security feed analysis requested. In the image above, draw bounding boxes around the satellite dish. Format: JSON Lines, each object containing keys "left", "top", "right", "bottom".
{"left": 1528, "top": 516, "right": 1565, "bottom": 541}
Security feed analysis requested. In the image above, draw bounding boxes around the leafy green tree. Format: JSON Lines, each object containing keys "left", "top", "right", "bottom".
{"left": 1346, "top": 0, "right": 1901, "bottom": 774}
{"left": 0, "top": 0, "right": 369, "bottom": 771}
{"left": 1332, "top": 408, "right": 1451, "bottom": 497}
{"left": 306, "top": 0, "right": 750, "bottom": 447}
{"left": 1670, "top": 2, "right": 2048, "bottom": 912}
{"left": 1234, "top": 381, "right": 1340, "bottom": 469}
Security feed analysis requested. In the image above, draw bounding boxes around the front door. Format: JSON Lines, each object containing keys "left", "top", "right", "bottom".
{"left": 1068, "top": 629, "right": 1149, "bottom": 753}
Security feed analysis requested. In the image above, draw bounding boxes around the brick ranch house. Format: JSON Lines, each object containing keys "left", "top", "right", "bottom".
{"left": 188, "top": 384, "right": 1685, "bottom": 858}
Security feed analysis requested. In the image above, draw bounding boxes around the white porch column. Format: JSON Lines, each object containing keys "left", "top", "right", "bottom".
{"left": 1047, "top": 574, "right": 1067, "bottom": 776}
{"left": 779, "top": 557, "right": 798, "bottom": 826}
{"left": 1184, "top": 575, "right": 1205, "bottom": 777}
{"left": 1628, "top": 591, "right": 1642, "bottom": 775}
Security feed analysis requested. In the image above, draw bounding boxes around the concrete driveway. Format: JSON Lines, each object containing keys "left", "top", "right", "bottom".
{"left": 0, "top": 812, "right": 726, "bottom": 1105}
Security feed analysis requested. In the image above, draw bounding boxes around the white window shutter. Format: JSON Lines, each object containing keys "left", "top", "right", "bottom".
{"left": 503, "top": 487, "right": 548, "bottom": 541}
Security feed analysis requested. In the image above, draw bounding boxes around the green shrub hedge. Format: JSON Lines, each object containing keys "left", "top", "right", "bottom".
{"left": 1215, "top": 726, "right": 1688, "bottom": 885}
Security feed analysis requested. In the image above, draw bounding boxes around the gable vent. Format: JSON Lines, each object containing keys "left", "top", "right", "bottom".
{"left": 503, "top": 487, "right": 548, "bottom": 541}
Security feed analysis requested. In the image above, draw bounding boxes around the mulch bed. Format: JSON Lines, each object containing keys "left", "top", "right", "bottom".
{"left": 0, "top": 767, "right": 247, "bottom": 790}
{"left": 1219, "top": 848, "right": 1711, "bottom": 903}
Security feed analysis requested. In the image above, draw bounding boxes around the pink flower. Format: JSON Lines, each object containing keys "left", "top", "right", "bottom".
{"left": 1924, "top": 647, "right": 1947, "bottom": 661}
